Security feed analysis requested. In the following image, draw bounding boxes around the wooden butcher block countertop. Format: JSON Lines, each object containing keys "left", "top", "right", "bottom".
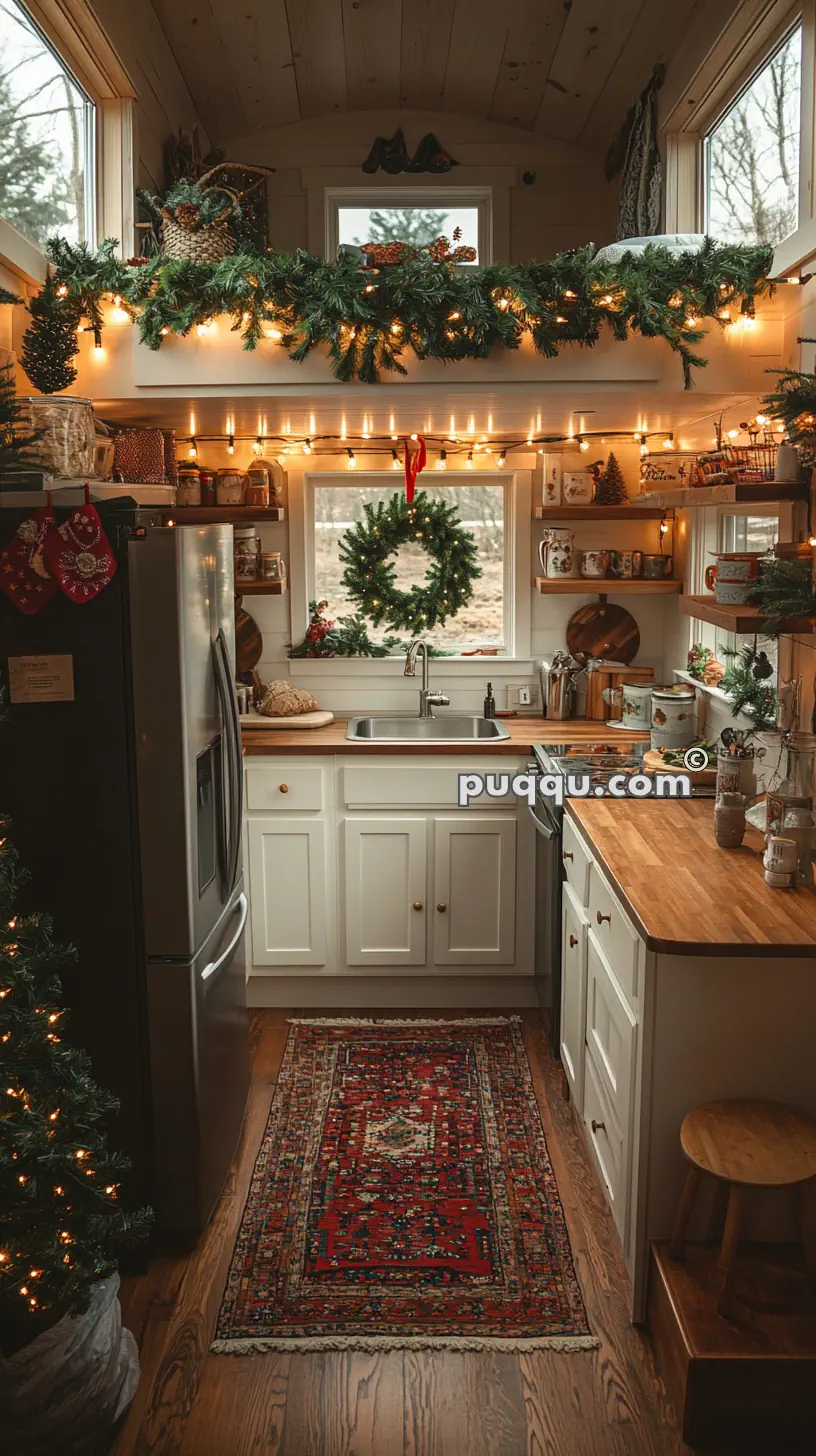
{"left": 243, "top": 716, "right": 649, "bottom": 755}
{"left": 567, "top": 797, "right": 816, "bottom": 957}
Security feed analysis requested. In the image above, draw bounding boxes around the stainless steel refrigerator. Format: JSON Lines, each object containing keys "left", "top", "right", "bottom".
{"left": 0, "top": 496, "right": 249, "bottom": 1233}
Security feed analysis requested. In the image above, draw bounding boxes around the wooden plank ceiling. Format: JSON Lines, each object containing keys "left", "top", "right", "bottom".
{"left": 150, "top": 0, "right": 712, "bottom": 151}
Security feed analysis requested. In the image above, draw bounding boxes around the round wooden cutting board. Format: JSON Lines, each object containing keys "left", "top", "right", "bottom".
{"left": 235, "top": 598, "right": 263, "bottom": 675}
{"left": 566, "top": 600, "right": 640, "bottom": 665}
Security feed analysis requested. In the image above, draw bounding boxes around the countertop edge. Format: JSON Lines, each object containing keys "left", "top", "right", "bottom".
{"left": 564, "top": 801, "right": 816, "bottom": 959}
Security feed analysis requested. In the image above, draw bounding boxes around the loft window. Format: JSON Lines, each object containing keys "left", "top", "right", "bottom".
{"left": 0, "top": 0, "right": 96, "bottom": 250}
{"left": 309, "top": 475, "right": 508, "bottom": 653}
{"left": 704, "top": 24, "right": 802, "bottom": 247}
{"left": 327, "top": 188, "right": 491, "bottom": 264}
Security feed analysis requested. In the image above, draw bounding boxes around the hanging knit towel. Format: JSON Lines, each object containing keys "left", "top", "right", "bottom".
{"left": 0, "top": 498, "right": 59, "bottom": 614}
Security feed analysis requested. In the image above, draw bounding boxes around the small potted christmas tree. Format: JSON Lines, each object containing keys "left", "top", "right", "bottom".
{"left": 0, "top": 704, "right": 152, "bottom": 1451}
{"left": 594, "top": 451, "right": 629, "bottom": 504}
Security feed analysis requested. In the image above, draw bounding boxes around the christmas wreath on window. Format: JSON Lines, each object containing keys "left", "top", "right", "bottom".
{"left": 338, "top": 490, "right": 481, "bottom": 634}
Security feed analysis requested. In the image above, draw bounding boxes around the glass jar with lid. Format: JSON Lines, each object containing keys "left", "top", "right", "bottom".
{"left": 234, "top": 525, "right": 261, "bottom": 583}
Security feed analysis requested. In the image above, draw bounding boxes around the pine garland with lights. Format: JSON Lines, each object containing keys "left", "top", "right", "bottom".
{"left": 288, "top": 599, "right": 451, "bottom": 657}
{"left": 0, "top": 722, "right": 152, "bottom": 1351}
{"left": 762, "top": 351, "right": 816, "bottom": 468}
{"left": 338, "top": 490, "right": 481, "bottom": 634}
{"left": 29, "top": 234, "right": 774, "bottom": 388}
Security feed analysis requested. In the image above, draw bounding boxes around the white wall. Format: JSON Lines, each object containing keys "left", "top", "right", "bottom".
{"left": 218, "top": 110, "right": 618, "bottom": 263}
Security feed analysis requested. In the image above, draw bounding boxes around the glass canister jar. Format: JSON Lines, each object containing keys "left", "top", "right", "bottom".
{"left": 175, "top": 463, "right": 201, "bottom": 506}
{"left": 199, "top": 468, "right": 216, "bottom": 506}
{"left": 246, "top": 459, "right": 271, "bottom": 508}
{"left": 234, "top": 525, "right": 260, "bottom": 583}
{"left": 216, "top": 468, "right": 246, "bottom": 506}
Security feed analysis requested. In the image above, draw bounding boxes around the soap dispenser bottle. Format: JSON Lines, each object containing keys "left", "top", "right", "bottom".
{"left": 483, "top": 682, "right": 496, "bottom": 719}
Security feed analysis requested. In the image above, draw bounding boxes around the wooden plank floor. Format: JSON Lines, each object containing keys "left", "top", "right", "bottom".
{"left": 114, "top": 1010, "right": 690, "bottom": 1456}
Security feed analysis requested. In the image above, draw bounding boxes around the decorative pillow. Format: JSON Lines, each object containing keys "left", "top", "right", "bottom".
{"left": 113, "top": 428, "right": 167, "bottom": 484}
{"left": 259, "top": 680, "right": 319, "bottom": 717}
{"left": 593, "top": 233, "right": 707, "bottom": 265}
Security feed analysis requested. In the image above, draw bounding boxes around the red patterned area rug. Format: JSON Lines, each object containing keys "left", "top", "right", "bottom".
{"left": 213, "top": 1017, "right": 598, "bottom": 1353}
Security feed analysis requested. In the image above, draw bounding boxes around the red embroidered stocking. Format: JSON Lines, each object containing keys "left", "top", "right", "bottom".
{"left": 43, "top": 484, "right": 117, "bottom": 603}
{"left": 0, "top": 499, "right": 59, "bottom": 614}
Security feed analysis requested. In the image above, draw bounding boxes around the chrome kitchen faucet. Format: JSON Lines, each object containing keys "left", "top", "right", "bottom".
{"left": 404, "top": 639, "right": 450, "bottom": 718}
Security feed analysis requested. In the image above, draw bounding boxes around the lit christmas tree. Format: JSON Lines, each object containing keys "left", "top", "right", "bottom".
{"left": 594, "top": 451, "right": 629, "bottom": 504}
{"left": 0, "top": 691, "right": 151, "bottom": 1354}
{"left": 0, "top": 362, "right": 40, "bottom": 480}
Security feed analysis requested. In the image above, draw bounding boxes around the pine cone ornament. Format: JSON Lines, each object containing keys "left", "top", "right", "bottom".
{"left": 171, "top": 203, "right": 201, "bottom": 232}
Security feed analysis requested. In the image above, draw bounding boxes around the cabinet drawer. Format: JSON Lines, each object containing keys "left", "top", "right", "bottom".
{"left": 560, "top": 883, "right": 587, "bottom": 1109}
{"left": 246, "top": 765, "right": 324, "bottom": 813}
{"left": 588, "top": 864, "right": 638, "bottom": 999}
{"left": 585, "top": 934, "right": 637, "bottom": 1136}
{"left": 583, "top": 1048, "right": 627, "bottom": 1238}
{"left": 341, "top": 763, "right": 520, "bottom": 809}
{"left": 561, "top": 815, "right": 592, "bottom": 905}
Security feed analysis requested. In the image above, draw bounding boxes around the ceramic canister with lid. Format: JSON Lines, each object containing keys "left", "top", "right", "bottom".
{"left": 650, "top": 683, "right": 697, "bottom": 751}
{"left": 216, "top": 468, "right": 246, "bottom": 506}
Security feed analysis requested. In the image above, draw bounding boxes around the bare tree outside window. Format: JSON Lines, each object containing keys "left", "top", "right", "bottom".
{"left": 313, "top": 480, "right": 505, "bottom": 651}
{"left": 706, "top": 27, "right": 801, "bottom": 247}
{"left": 0, "top": 0, "right": 93, "bottom": 249}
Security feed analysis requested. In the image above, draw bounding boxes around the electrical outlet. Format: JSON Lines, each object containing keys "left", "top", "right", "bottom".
{"left": 506, "top": 683, "right": 535, "bottom": 709}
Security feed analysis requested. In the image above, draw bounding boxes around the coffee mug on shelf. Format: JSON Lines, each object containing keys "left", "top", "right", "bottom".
{"left": 562, "top": 471, "right": 595, "bottom": 505}
{"left": 580, "top": 549, "right": 610, "bottom": 579}
{"left": 610, "top": 549, "right": 640, "bottom": 578}
{"left": 641, "top": 553, "right": 673, "bottom": 579}
{"left": 705, "top": 552, "right": 762, "bottom": 602}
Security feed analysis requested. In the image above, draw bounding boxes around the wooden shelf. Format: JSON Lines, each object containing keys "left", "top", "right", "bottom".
{"left": 234, "top": 580, "right": 287, "bottom": 596}
{"left": 535, "top": 577, "right": 683, "bottom": 595}
{"left": 164, "top": 506, "right": 286, "bottom": 524}
{"left": 680, "top": 594, "right": 816, "bottom": 634}
{"left": 533, "top": 505, "right": 674, "bottom": 520}
{"left": 639, "top": 482, "right": 807, "bottom": 509}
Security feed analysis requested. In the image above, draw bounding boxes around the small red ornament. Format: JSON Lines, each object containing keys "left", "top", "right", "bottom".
{"left": 42, "top": 483, "right": 117, "bottom": 603}
{"left": 0, "top": 497, "right": 59, "bottom": 614}
{"left": 403, "top": 436, "right": 427, "bottom": 504}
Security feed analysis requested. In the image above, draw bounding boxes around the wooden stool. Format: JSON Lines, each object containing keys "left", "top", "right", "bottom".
{"left": 669, "top": 1098, "right": 816, "bottom": 1318}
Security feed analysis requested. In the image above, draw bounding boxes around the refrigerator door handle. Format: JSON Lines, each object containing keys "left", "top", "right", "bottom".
{"left": 212, "top": 634, "right": 235, "bottom": 888}
{"left": 216, "top": 628, "right": 244, "bottom": 891}
{"left": 201, "top": 893, "right": 248, "bottom": 982}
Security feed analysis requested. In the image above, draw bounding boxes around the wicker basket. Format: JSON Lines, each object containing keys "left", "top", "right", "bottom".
{"left": 16, "top": 395, "right": 96, "bottom": 479}
{"left": 161, "top": 217, "right": 234, "bottom": 263}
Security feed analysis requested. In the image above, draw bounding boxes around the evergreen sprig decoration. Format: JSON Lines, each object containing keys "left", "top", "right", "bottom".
{"left": 338, "top": 490, "right": 481, "bottom": 634}
{"left": 288, "top": 599, "right": 451, "bottom": 658}
{"left": 0, "top": 718, "right": 152, "bottom": 1344}
{"left": 762, "top": 350, "right": 816, "bottom": 451}
{"left": 0, "top": 363, "right": 41, "bottom": 479}
{"left": 34, "top": 235, "right": 773, "bottom": 387}
{"left": 720, "top": 640, "right": 778, "bottom": 731}
{"left": 752, "top": 556, "right": 816, "bottom": 634}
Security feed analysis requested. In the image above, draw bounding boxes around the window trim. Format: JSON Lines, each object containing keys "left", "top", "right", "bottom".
{"left": 324, "top": 186, "right": 493, "bottom": 266}
{"left": 0, "top": 0, "right": 136, "bottom": 274}
{"left": 287, "top": 463, "right": 532, "bottom": 666}
{"left": 664, "top": 0, "right": 811, "bottom": 242}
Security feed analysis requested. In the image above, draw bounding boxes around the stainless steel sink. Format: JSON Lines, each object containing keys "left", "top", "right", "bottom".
{"left": 346, "top": 715, "right": 511, "bottom": 742}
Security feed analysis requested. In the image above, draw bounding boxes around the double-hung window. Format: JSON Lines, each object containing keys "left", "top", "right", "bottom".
{"left": 308, "top": 474, "right": 509, "bottom": 654}
{"left": 0, "top": 0, "right": 96, "bottom": 250}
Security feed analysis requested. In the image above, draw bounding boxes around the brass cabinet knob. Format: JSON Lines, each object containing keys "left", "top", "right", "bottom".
{"left": 569, "top": 934, "right": 578, "bottom": 948}
{"left": 437, "top": 903, "right": 447, "bottom": 912}
{"left": 279, "top": 784, "right": 289, "bottom": 793}
{"left": 596, "top": 910, "right": 611, "bottom": 925}
{"left": 563, "top": 850, "right": 574, "bottom": 861}
{"left": 591, "top": 1119, "right": 605, "bottom": 1134}
{"left": 413, "top": 902, "right": 423, "bottom": 911}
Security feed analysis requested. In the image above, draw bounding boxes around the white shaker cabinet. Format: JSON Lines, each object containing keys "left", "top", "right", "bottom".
{"left": 246, "top": 817, "right": 329, "bottom": 966}
{"left": 344, "top": 817, "right": 427, "bottom": 966}
{"left": 432, "top": 816, "right": 517, "bottom": 965}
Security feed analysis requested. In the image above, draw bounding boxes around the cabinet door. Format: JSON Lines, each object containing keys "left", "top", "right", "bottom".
{"left": 344, "top": 818, "right": 427, "bottom": 966}
{"left": 433, "top": 816, "right": 516, "bottom": 965}
{"left": 561, "top": 884, "right": 587, "bottom": 1110}
{"left": 247, "top": 818, "right": 327, "bottom": 966}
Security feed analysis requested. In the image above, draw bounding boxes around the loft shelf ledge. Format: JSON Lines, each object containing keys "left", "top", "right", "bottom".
{"left": 235, "top": 580, "right": 287, "bottom": 596}
{"left": 680, "top": 594, "right": 816, "bottom": 634}
{"left": 534, "top": 578, "right": 683, "bottom": 595}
